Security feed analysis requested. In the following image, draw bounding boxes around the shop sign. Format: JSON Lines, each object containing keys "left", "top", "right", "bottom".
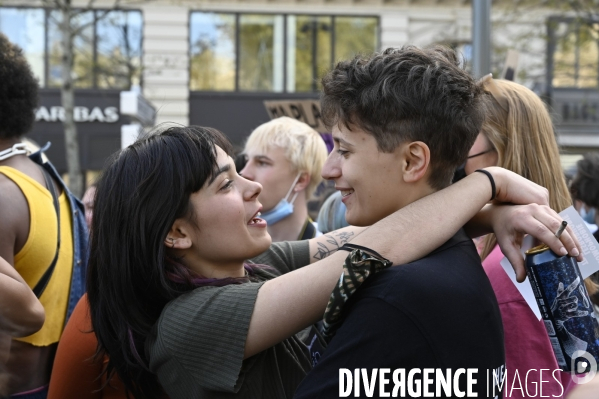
{"left": 35, "top": 105, "right": 119, "bottom": 123}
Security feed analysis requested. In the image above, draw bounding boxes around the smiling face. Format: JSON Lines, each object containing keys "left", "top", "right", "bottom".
{"left": 240, "top": 145, "right": 299, "bottom": 212}
{"left": 322, "top": 124, "right": 415, "bottom": 226}
{"left": 174, "top": 147, "right": 271, "bottom": 278}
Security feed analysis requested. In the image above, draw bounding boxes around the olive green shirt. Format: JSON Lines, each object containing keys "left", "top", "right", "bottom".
{"left": 146, "top": 241, "right": 315, "bottom": 398}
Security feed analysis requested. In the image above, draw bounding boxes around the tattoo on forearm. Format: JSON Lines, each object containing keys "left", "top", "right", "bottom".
{"left": 313, "top": 231, "right": 354, "bottom": 260}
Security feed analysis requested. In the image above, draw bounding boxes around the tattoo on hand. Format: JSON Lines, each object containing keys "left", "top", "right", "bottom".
{"left": 313, "top": 231, "right": 354, "bottom": 260}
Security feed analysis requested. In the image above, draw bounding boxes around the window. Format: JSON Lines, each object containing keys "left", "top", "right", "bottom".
{"left": 190, "top": 12, "right": 379, "bottom": 92}
{"left": 47, "top": 10, "right": 95, "bottom": 88}
{"left": 334, "top": 17, "right": 378, "bottom": 63}
{"left": 0, "top": 7, "right": 143, "bottom": 89}
{"left": 96, "top": 11, "right": 143, "bottom": 89}
{"left": 239, "top": 14, "right": 285, "bottom": 92}
{"left": 190, "top": 12, "right": 236, "bottom": 91}
{"left": 550, "top": 18, "right": 599, "bottom": 88}
{"left": 287, "top": 15, "right": 332, "bottom": 92}
{"left": 0, "top": 8, "right": 45, "bottom": 85}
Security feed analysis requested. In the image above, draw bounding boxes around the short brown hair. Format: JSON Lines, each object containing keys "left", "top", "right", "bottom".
{"left": 321, "top": 45, "right": 486, "bottom": 190}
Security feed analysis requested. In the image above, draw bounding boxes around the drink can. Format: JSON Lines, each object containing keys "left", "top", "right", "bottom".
{"left": 525, "top": 244, "right": 599, "bottom": 373}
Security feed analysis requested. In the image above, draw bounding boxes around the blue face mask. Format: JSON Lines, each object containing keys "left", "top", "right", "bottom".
{"left": 261, "top": 174, "right": 301, "bottom": 226}
{"left": 580, "top": 206, "right": 596, "bottom": 225}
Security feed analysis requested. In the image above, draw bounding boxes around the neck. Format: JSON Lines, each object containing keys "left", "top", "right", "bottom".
{"left": 396, "top": 182, "right": 438, "bottom": 213}
{"left": 188, "top": 257, "right": 247, "bottom": 279}
{"left": 170, "top": 248, "right": 247, "bottom": 279}
{"left": 267, "top": 195, "right": 309, "bottom": 242}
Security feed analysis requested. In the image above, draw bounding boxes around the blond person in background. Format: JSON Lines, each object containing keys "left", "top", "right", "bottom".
{"left": 460, "top": 76, "right": 597, "bottom": 398}
{"left": 241, "top": 117, "right": 328, "bottom": 242}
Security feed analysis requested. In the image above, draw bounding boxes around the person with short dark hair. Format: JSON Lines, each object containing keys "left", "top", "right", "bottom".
{"left": 0, "top": 33, "right": 88, "bottom": 398}
{"left": 293, "top": 46, "right": 563, "bottom": 398}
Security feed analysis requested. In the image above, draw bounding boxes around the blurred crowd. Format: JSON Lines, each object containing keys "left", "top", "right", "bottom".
{"left": 1, "top": 31, "right": 599, "bottom": 399}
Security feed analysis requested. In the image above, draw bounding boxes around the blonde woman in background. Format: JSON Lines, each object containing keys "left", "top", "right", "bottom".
{"left": 462, "top": 75, "right": 598, "bottom": 398}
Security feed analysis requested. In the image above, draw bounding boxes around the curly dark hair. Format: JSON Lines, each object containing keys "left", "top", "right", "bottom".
{"left": 570, "top": 152, "right": 599, "bottom": 209}
{"left": 0, "top": 33, "right": 39, "bottom": 139}
{"left": 321, "top": 45, "right": 486, "bottom": 190}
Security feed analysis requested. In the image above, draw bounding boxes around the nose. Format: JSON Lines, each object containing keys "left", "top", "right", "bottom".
{"left": 321, "top": 152, "right": 341, "bottom": 181}
{"left": 243, "top": 178, "right": 262, "bottom": 202}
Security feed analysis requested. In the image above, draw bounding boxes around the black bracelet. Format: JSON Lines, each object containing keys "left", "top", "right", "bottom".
{"left": 475, "top": 169, "right": 496, "bottom": 201}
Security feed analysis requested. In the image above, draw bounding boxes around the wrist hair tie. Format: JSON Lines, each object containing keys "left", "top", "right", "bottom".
{"left": 475, "top": 169, "right": 496, "bottom": 201}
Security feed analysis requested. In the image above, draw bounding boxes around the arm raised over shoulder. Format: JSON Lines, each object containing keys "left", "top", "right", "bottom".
{"left": 244, "top": 167, "right": 581, "bottom": 358}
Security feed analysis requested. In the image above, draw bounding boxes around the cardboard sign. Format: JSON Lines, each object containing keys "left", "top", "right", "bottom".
{"left": 263, "top": 100, "right": 328, "bottom": 133}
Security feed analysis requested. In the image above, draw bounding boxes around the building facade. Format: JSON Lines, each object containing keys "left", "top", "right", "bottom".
{"left": 1, "top": 0, "right": 597, "bottom": 173}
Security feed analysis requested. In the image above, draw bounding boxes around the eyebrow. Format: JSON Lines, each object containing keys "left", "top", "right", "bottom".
{"left": 209, "top": 164, "right": 231, "bottom": 184}
{"left": 333, "top": 136, "right": 354, "bottom": 148}
{"left": 252, "top": 155, "right": 273, "bottom": 162}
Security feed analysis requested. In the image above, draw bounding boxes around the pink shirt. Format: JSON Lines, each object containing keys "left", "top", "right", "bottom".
{"left": 483, "top": 245, "right": 574, "bottom": 398}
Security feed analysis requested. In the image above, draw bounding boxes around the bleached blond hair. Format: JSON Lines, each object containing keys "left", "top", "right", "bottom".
{"left": 244, "top": 116, "right": 328, "bottom": 198}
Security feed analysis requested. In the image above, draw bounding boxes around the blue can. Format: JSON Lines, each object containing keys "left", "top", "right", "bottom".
{"left": 525, "top": 244, "right": 599, "bottom": 373}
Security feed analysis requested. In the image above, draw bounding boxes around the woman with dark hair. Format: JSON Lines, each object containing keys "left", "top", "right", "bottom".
{"left": 85, "top": 125, "right": 577, "bottom": 399}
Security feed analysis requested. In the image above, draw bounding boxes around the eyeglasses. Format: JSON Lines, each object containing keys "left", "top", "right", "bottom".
{"left": 480, "top": 73, "right": 509, "bottom": 113}
{"left": 467, "top": 148, "right": 495, "bottom": 159}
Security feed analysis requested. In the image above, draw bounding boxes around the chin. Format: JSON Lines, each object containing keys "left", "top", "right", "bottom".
{"left": 247, "top": 235, "right": 273, "bottom": 259}
{"left": 345, "top": 212, "right": 371, "bottom": 227}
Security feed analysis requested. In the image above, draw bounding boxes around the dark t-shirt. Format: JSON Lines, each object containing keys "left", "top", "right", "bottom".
{"left": 294, "top": 230, "right": 505, "bottom": 399}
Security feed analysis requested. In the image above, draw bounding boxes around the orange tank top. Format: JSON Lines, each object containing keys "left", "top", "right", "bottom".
{"left": 0, "top": 166, "right": 73, "bottom": 346}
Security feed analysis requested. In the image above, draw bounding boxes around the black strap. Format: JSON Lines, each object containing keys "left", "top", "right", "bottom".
{"left": 33, "top": 167, "right": 61, "bottom": 298}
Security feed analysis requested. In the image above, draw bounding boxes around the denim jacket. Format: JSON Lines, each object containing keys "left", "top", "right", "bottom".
{"left": 30, "top": 143, "right": 89, "bottom": 324}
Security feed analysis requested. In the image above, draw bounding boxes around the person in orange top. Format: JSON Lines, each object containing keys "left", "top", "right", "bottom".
{"left": 47, "top": 294, "right": 129, "bottom": 399}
